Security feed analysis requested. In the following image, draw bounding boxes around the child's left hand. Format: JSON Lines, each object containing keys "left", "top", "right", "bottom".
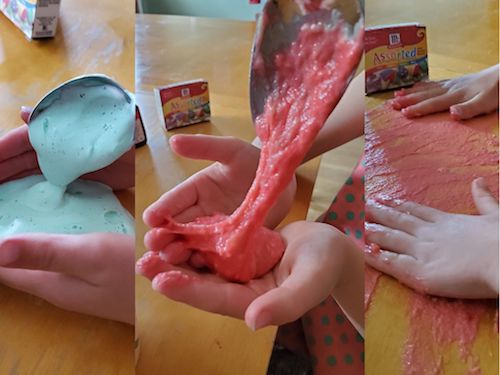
{"left": 0, "top": 232, "right": 135, "bottom": 324}
{"left": 365, "top": 177, "right": 499, "bottom": 299}
{"left": 0, "top": 107, "right": 134, "bottom": 190}
{"left": 137, "top": 221, "right": 359, "bottom": 331}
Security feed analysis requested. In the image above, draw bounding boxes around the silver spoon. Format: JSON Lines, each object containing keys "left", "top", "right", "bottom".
{"left": 249, "top": 0, "right": 363, "bottom": 121}
{"left": 28, "top": 74, "right": 133, "bottom": 122}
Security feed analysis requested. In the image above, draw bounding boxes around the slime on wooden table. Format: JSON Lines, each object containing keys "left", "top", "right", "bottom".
{"left": 365, "top": 102, "right": 499, "bottom": 375}
{"left": 138, "top": 20, "right": 363, "bottom": 282}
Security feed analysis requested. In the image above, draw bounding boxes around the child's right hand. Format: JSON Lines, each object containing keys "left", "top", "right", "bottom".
{"left": 137, "top": 221, "right": 362, "bottom": 332}
{"left": 391, "top": 64, "right": 499, "bottom": 120}
{"left": 143, "top": 134, "right": 297, "bottom": 255}
{"left": 365, "top": 178, "right": 499, "bottom": 299}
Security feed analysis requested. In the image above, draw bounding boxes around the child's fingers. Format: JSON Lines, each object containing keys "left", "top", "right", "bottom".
{"left": 0, "top": 151, "right": 39, "bottom": 183}
{"left": 20, "top": 106, "right": 33, "bottom": 124}
{"left": 143, "top": 180, "right": 199, "bottom": 227}
{"left": 0, "top": 267, "right": 89, "bottom": 310}
{"left": 401, "top": 92, "right": 457, "bottom": 118}
{"left": 151, "top": 265, "right": 256, "bottom": 319}
{"left": 0, "top": 233, "right": 125, "bottom": 279}
{"left": 170, "top": 134, "right": 248, "bottom": 164}
{"left": 365, "top": 223, "right": 416, "bottom": 256}
{"left": 364, "top": 249, "right": 419, "bottom": 287}
{"left": 471, "top": 177, "right": 499, "bottom": 215}
{"left": 188, "top": 252, "right": 209, "bottom": 268}
{"left": 366, "top": 199, "right": 425, "bottom": 234}
{"left": 0, "top": 125, "right": 33, "bottom": 162}
{"left": 450, "top": 92, "right": 498, "bottom": 120}
{"left": 159, "top": 242, "right": 191, "bottom": 265}
{"left": 173, "top": 205, "right": 207, "bottom": 224}
{"left": 144, "top": 228, "right": 177, "bottom": 251}
{"left": 391, "top": 86, "right": 447, "bottom": 109}
{"left": 0, "top": 267, "right": 58, "bottom": 298}
{"left": 136, "top": 251, "right": 170, "bottom": 279}
{"left": 379, "top": 199, "right": 443, "bottom": 222}
{"left": 394, "top": 80, "right": 442, "bottom": 96}
{"left": 0, "top": 267, "right": 116, "bottom": 319}
{"left": 245, "top": 262, "right": 333, "bottom": 330}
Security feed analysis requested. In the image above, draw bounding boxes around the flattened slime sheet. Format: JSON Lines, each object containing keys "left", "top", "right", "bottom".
{"left": 139, "top": 20, "right": 363, "bottom": 282}
{"left": 0, "top": 80, "right": 135, "bottom": 238}
{"left": 365, "top": 102, "right": 499, "bottom": 375}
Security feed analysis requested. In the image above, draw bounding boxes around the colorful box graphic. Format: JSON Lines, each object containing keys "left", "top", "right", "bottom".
{"left": 1, "top": 0, "right": 61, "bottom": 39}
{"left": 154, "top": 79, "right": 211, "bottom": 131}
{"left": 365, "top": 23, "right": 428, "bottom": 94}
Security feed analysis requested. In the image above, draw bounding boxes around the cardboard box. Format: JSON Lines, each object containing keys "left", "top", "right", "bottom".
{"left": 365, "top": 23, "right": 428, "bottom": 94}
{"left": 135, "top": 105, "right": 147, "bottom": 148}
{"left": 154, "top": 79, "right": 211, "bottom": 131}
{"left": 1, "top": 0, "right": 61, "bottom": 39}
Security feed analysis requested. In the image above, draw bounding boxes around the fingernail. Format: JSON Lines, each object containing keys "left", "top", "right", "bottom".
{"left": 365, "top": 198, "right": 376, "bottom": 206}
{"left": 251, "top": 311, "right": 273, "bottom": 331}
{"left": 401, "top": 108, "right": 410, "bottom": 116}
{"left": 390, "top": 99, "right": 402, "bottom": 110}
{"left": 20, "top": 106, "right": 30, "bottom": 113}
{"left": 373, "top": 196, "right": 396, "bottom": 206}
{"left": 402, "top": 108, "right": 418, "bottom": 118}
{"left": 394, "top": 89, "right": 405, "bottom": 97}
{"left": 450, "top": 107, "right": 462, "bottom": 121}
{"left": 0, "top": 241, "right": 19, "bottom": 265}
{"left": 474, "top": 177, "right": 486, "bottom": 189}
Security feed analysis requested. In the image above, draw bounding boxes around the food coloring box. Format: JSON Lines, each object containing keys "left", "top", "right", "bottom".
{"left": 365, "top": 23, "right": 428, "bottom": 94}
{"left": 154, "top": 79, "right": 211, "bottom": 131}
{"left": 1, "top": 0, "right": 61, "bottom": 39}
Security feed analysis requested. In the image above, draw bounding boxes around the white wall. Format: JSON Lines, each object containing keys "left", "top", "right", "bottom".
{"left": 141, "top": 0, "right": 265, "bottom": 21}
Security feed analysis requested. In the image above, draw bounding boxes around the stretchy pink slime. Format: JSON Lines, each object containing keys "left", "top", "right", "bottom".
{"left": 149, "top": 23, "right": 363, "bottom": 282}
{"left": 365, "top": 102, "right": 499, "bottom": 374}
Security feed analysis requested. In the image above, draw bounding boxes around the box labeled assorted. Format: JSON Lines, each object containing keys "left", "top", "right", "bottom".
{"left": 154, "top": 79, "right": 211, "bottom": 131}
{"left": 1, "top": 0, "right": 61, "bottom": 39}
{"left": 365, "top": 23, "right": 428, "bottom": 94}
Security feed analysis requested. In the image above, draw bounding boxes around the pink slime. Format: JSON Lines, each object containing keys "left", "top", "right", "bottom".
{"left": 149, "top": 22, "right": 363, "bottom": 282}
{"left": 365, "top": 102, "right": 499, "bottom": 375}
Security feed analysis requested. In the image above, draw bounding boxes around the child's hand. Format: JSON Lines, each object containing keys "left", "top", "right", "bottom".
{"left": 143, "top": 134, "right": 297, "bottom": 262}
{"left": 365, "top": 178, "right": 499, "bottom": 299}
{"left": 391, "top": 65, "right": 499, "bottom": 120}
{"left": 0, "top": 107, "right": 134, "bottom": 190}
{"left": 0, "top": 232, "right": 134, "bottom": 324}
{"left": 137, "top": 221, "right": 358, "bottom": 331}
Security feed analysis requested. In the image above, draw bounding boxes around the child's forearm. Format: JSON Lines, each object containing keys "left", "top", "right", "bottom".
{"left": 331, "top": 239, "right": 365, "bottom": 336}
{"left": 303, "top": 72, "right": 364, "bottom": 162}
{"left": 253, "top": 72, "right": 364, "bottom": 160}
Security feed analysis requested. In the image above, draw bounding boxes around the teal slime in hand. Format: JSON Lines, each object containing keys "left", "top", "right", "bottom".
{"left": 0, "top": 78, "right": 135, "bottom": 238}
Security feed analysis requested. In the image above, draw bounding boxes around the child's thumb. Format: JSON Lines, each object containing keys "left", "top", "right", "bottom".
{"left": 471, "top": 177, "right": 498, "bottom": 215}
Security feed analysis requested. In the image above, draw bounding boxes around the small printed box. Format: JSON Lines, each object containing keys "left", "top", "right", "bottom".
{"left": 135, "top": 105, "right": 147, "bottom": 148}
{"left": 154, "top": 79, "right": 211, "bottom": 131}
{"left": 365, "top": 23, "right": 428, "bottom": 94}
{"left": 1, "top": 0, "right": 61, "bottom": 39}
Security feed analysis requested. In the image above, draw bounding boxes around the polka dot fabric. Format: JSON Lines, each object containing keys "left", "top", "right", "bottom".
{"left": 302, "top": 157, "right": 365, "bottom": 375}
{"left": 274, "top": 157, "right": 365, "bottom": 374}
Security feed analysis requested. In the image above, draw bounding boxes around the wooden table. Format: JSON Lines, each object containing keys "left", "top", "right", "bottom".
{"left": 365, "top": 1, "right": 499, "bottom": 374}
{"left": 0, "top": 1, "right": 135, "bottom": 374}
{"left": 135, "top": 15, "right": 321, "bottom": 375}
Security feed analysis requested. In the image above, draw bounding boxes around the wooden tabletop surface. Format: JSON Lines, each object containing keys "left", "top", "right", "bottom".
{"left": 365, "top": 1, "right": 499, "bottom": 374}
{"left": 0, "top": 1, "right": 135, "bottom": 374}
{"left": 135, "top": 14, "right": 322, "bottom": 375}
